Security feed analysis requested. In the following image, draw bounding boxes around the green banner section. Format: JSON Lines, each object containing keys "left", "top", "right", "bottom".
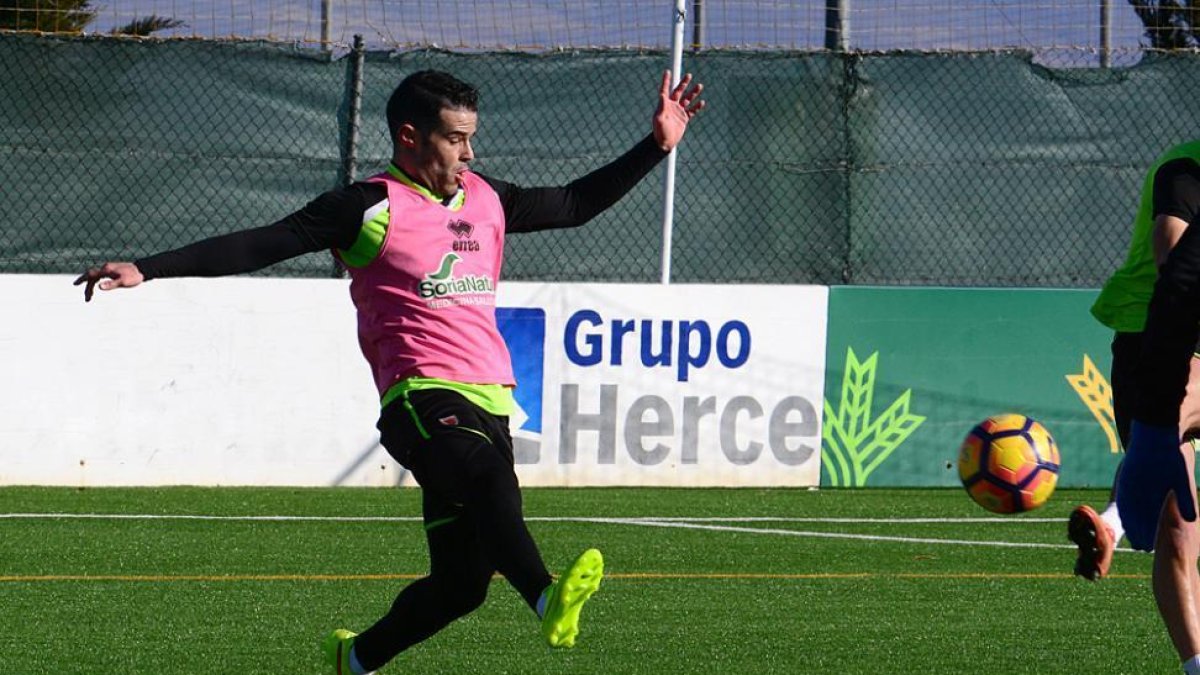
{"left": 823, "top": 287, "right": 1118, "bottom": 488}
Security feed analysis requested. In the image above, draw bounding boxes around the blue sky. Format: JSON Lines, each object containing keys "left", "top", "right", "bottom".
{"left": 84, "top": 0, "right": 1148, "bottom": 66}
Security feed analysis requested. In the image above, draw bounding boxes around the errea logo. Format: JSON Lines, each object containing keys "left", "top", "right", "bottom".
{"left": 447, "top": 219, "right": 473, "bottom": 238}
{"left": 447, "top": 219, "right": 480, "bottom": 252}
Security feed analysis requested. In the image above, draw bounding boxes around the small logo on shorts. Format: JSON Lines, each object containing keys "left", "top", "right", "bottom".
{"left": 438, "top": 415, "right": 459, "bottom": 426}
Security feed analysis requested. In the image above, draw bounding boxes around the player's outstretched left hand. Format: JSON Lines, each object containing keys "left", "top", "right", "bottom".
{"left": 653, "top": 70, "right": 706, "bottom": 152}
{"left": 1116, "top": 420, "right": 1197, "bottom": 551}
{"left": 74, "top": 262, "right": 144, "bottom": 302}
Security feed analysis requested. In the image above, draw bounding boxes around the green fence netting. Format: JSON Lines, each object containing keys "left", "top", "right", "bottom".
{"left": 3, "top": 34, "right": 1200, "bottom": 285}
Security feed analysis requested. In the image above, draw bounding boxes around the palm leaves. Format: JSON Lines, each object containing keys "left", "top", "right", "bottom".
{"left": 0, "top": 0, "right": 96, "bottom": 33}
{"left": 112, "top": 15, "right": 185, "bottom": 37}
{"left": 0, "top": 0, "right": 183, "bottom": 35}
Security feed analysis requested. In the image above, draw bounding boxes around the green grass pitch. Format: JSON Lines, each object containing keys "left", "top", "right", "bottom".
{"left": 0, "top": 487, "right": 1175, "bottom": 673}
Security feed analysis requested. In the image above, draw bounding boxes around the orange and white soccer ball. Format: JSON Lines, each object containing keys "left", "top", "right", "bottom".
{"left": 958, "top": 414, "right": 1061, "bottom": 514}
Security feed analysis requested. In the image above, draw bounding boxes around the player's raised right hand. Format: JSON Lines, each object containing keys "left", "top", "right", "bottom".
{"left": 653, "top": 70, "right": 705, "bottom": 153}
{"left": 74, "top": 262, "right": 144, "bottom": 302}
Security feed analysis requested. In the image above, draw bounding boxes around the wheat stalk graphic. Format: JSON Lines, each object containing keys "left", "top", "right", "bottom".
{"left": 1066, "top": 354, "right": 1119, "bottom": 454}
{"left": 822, "top": 347, "right": 926, "bottom": 487}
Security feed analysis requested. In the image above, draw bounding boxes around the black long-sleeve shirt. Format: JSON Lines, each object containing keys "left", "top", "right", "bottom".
{"left": 1154, "top": 157, "right": 1200, "bottom": 224}
{"left": 136, "top": 134, "right": 668, "bottom": 280}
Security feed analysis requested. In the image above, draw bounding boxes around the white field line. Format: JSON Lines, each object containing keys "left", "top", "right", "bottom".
{"left": 0, "top": 512, "right": 1105, "bottom": 552}
{"left": 0, "top": 513, "right": 1064, "bottom": 523}
{"left": 579, "top": 518, "right": 1084, "bottom": 551}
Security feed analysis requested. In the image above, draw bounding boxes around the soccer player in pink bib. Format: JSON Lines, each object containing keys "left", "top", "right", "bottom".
{"left": 76, "top": 68, "right": 705, "bottom": 674}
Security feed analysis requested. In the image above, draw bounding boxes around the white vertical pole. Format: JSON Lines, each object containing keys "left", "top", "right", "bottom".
{"left": 826, "top": 0, "right": 849, "bottom": 51}
{"left": 661, "top": 0, "right": 687, "bottom": 285}
{"left": 321, "top": 0, "right": 332, "bottom": 50}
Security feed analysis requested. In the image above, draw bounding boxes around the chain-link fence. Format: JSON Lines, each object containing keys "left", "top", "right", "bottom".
{"left": 11, "top": 0, "right": 1153, "bottom": 69}
{"left": 3, "top": 33, "right": 1200, "bottom": 286}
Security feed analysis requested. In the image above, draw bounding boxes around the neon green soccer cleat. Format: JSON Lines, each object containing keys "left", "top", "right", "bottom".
{"left": 321, "top": 628, "right": 367, "bottom": 675}
{"left": 541, "top": 548, "right": 604, "bottom": 648}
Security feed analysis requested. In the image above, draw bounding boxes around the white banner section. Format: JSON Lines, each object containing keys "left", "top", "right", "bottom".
{"left": 501, "top": 283, "right": 828, "bottom": 486}
{"left": 0, "top": 276, "right": 827, "bottom": 487}
{"left": 1, "top": 275, "right": 388, "bottom": 487}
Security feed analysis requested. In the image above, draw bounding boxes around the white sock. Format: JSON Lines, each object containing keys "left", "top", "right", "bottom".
{"left": 1182, "top": 654, "right": 1200, "bottom": 674}
{"left": 1101, "top": 502, "right": 1125, "bottom": 543}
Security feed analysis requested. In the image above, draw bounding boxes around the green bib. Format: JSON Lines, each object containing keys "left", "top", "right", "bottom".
{"left": 1092, "top": 140, "right": 1200, "bottom": 332}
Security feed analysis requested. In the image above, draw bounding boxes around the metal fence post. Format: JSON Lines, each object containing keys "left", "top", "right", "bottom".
{"left": 826, "top": 0, "right": 849, "bottom": 51}
{"left": 1099, "top": 0, "right": 1112, "bottom": 68}
{"left": 343, "top": 34, "right": 365, "bottom": 186}
{"left": 333, "top": 34, "right": 366, "bottom": 278}
{"left": 839, "top": 54, "right": 856, "bottom": 284}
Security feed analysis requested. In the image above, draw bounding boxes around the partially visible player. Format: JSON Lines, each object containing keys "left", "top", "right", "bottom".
{"left": 76, "top": 68, "right": 705, "bottom": 674}
{"left": 1084, "top": 140, "right": 1200, "bottom": 673}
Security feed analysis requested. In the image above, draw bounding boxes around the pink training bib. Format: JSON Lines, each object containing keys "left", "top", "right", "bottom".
{"left": 339, "top": 170, "right": 515, "bottom": 395}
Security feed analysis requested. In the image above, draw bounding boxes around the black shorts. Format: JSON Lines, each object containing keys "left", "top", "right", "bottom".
{"left": 1109, "top": 332, "right": 1140, "bottom": 449}
{"left": 1111, "top": 331, "right": 1200, "bottom": 448}
{"left": 375, "top": 387, "right": 516, "bottom": 526}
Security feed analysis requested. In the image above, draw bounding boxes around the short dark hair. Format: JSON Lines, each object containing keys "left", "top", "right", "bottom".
{"left": 386, "top": 70, "right": 479, "bottom": 138}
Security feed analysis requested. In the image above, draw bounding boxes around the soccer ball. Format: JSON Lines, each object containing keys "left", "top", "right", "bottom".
{"left": 958, "top": 414, "right": 1060, "bottom": 514}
